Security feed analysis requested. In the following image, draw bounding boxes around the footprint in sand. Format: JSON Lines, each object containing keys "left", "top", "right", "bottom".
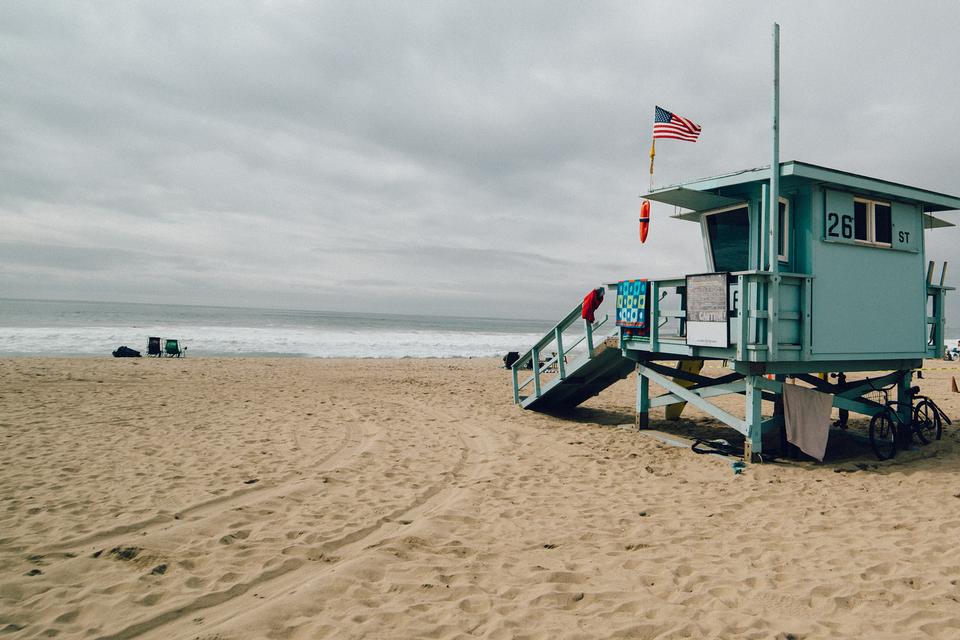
{"left": 53, "top": 611, "right": 79, "bottom": 624}
{"left": 137, "top": 592, "right": 164, "bottom": 606}
{"left": 219, "top": 529, "right": 251, "bottom": 545}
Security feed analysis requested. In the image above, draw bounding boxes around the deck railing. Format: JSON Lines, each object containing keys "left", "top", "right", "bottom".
{"left": 512, "top": 297, "right": 611, "bottom": 404}
{"left": 927, "top": 284, "right": 948, "bottom": 359}
{"left": 620, "top": 271, "right": 814, "bottom": 361}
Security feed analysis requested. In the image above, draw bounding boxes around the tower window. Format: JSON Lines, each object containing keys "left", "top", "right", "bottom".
{"left": 853, "top": 197, "right": 892, "bottom": 246}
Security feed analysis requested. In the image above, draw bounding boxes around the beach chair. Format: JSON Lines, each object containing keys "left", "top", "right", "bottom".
{"left": 147, "top": 337, "right": 162, "bottom": 357}
{"left": 164, "top": 339, "right": 185, "bottom": 357}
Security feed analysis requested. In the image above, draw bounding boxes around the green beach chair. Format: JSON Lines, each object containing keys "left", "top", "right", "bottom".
{"left": 164, "top": 339, "right": 185, "bottom": 357}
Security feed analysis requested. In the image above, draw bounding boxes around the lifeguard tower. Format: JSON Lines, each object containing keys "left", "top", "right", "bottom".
{"left": 511, "top": 25, "right": 958, "bottom": 461}
{"left": 512, "top": 160, "right": 958, "bottom": 461}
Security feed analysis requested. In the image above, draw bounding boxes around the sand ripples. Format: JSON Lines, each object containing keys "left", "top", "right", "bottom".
{"left": 4, "top": 358, "right": 960, "bottom": 638}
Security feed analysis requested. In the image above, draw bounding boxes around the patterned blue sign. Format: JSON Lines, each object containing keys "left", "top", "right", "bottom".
{"left": 616, "top": 279, "right": 648, "bottom": 334}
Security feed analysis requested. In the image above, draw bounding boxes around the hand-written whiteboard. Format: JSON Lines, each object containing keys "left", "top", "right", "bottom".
{"left": 686, "top": 272, "right": 729, "bottom": 347}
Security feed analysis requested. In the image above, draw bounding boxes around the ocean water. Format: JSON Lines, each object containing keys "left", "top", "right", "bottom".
{"left": 0, "top": 299, "right": 555, "bottom": 358}
{"left": 3, "top": 298, "right": 951, "bottom": 359}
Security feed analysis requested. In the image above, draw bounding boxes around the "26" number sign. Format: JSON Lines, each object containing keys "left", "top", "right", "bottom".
{"left": 826, "top": 212, "right": 853, "bottom": 239}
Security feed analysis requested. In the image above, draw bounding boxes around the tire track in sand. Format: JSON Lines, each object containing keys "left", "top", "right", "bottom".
{"left": 32, "top": 403, "right": 372, "bottom": 555}
{"left": 96, "top": 399, "right": 502, "bottom": 640}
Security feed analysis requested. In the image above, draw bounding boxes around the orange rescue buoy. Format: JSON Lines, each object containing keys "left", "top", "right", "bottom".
{"left": 639, "top": 199, "right": 651, "bottom": 244}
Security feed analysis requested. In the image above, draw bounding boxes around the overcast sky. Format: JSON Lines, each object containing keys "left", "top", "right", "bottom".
{"left": 2, "top": 1, "right": 959, "bottom": 320}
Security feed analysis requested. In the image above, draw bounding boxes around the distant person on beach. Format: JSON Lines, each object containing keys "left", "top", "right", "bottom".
{"left": 581, "top": 287, "right": 605, "bottom": 324}
{"left": 946, "top": 341, "right": 960, "bottom": 360}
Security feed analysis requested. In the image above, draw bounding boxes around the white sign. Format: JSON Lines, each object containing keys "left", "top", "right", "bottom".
{"left": 686, "top": 273, "right": 729, "bottom": 347}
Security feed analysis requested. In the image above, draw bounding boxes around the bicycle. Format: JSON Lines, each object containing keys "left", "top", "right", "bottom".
{"left": 867, "top": 381, "right": 951, "bottom": 460}
{"left": 912, "top": 393, "right": 951, "bottom": 444}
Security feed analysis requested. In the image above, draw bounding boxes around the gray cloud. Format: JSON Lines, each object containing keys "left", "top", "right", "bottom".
{"left": 1, "top": 1, "right": 959, "bottom": 321}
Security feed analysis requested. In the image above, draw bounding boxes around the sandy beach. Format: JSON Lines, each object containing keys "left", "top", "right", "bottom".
{"left": 3, "top": 356, "right": 960, "bottom": 639}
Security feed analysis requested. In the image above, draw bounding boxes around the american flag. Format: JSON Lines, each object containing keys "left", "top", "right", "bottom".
{"left": 653, "top": 106, "right": 701, "bottom": 142}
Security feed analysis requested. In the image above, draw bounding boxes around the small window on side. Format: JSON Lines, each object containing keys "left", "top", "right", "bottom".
{"left": 874, "top": 203, "right": 892, "bottom": 244}
{"left": 777, "top": 199, "right": 789, "bottom": 262}
{"left": 854, "top": 200, "right": 868, "bottom": 241}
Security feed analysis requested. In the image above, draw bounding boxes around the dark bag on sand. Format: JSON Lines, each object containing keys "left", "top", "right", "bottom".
{"left": 112, "top": 346, "right": 141, "bottom": 358}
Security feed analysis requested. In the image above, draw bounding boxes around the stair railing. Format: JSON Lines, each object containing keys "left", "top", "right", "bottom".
{"left": 512, "top": 299, "right": 610, "bottom": 404}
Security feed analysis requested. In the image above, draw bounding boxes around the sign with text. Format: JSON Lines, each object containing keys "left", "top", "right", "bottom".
{"left": 686, "top": 272, "right": 729, "bottom": 347}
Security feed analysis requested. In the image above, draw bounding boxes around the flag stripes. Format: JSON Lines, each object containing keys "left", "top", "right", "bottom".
{"left": 653, "top": 105, "right": 701, "bottom": 142}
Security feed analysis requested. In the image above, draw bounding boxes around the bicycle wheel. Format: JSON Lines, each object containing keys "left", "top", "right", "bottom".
{"left": 869, "top": 410, "right": 898, "bottom": 460}
{"left": 913, "top": 398, "right": 942, "bottom": 444}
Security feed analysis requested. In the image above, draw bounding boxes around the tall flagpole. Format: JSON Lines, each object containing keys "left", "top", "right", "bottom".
{"left": 769, "top": 22, "right": 780, "bottom": 272}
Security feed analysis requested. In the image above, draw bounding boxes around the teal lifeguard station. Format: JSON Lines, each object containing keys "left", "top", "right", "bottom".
{"left": 511, "top": 25, "right": 958, "bottom": 461}
{"left": 512, "top": 160, "right": 958, "bottom": 461}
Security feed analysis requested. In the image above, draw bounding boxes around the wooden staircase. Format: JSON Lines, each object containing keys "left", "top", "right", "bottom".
{"left": 512, "top": 295, "right": 633, "bottom": 412}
